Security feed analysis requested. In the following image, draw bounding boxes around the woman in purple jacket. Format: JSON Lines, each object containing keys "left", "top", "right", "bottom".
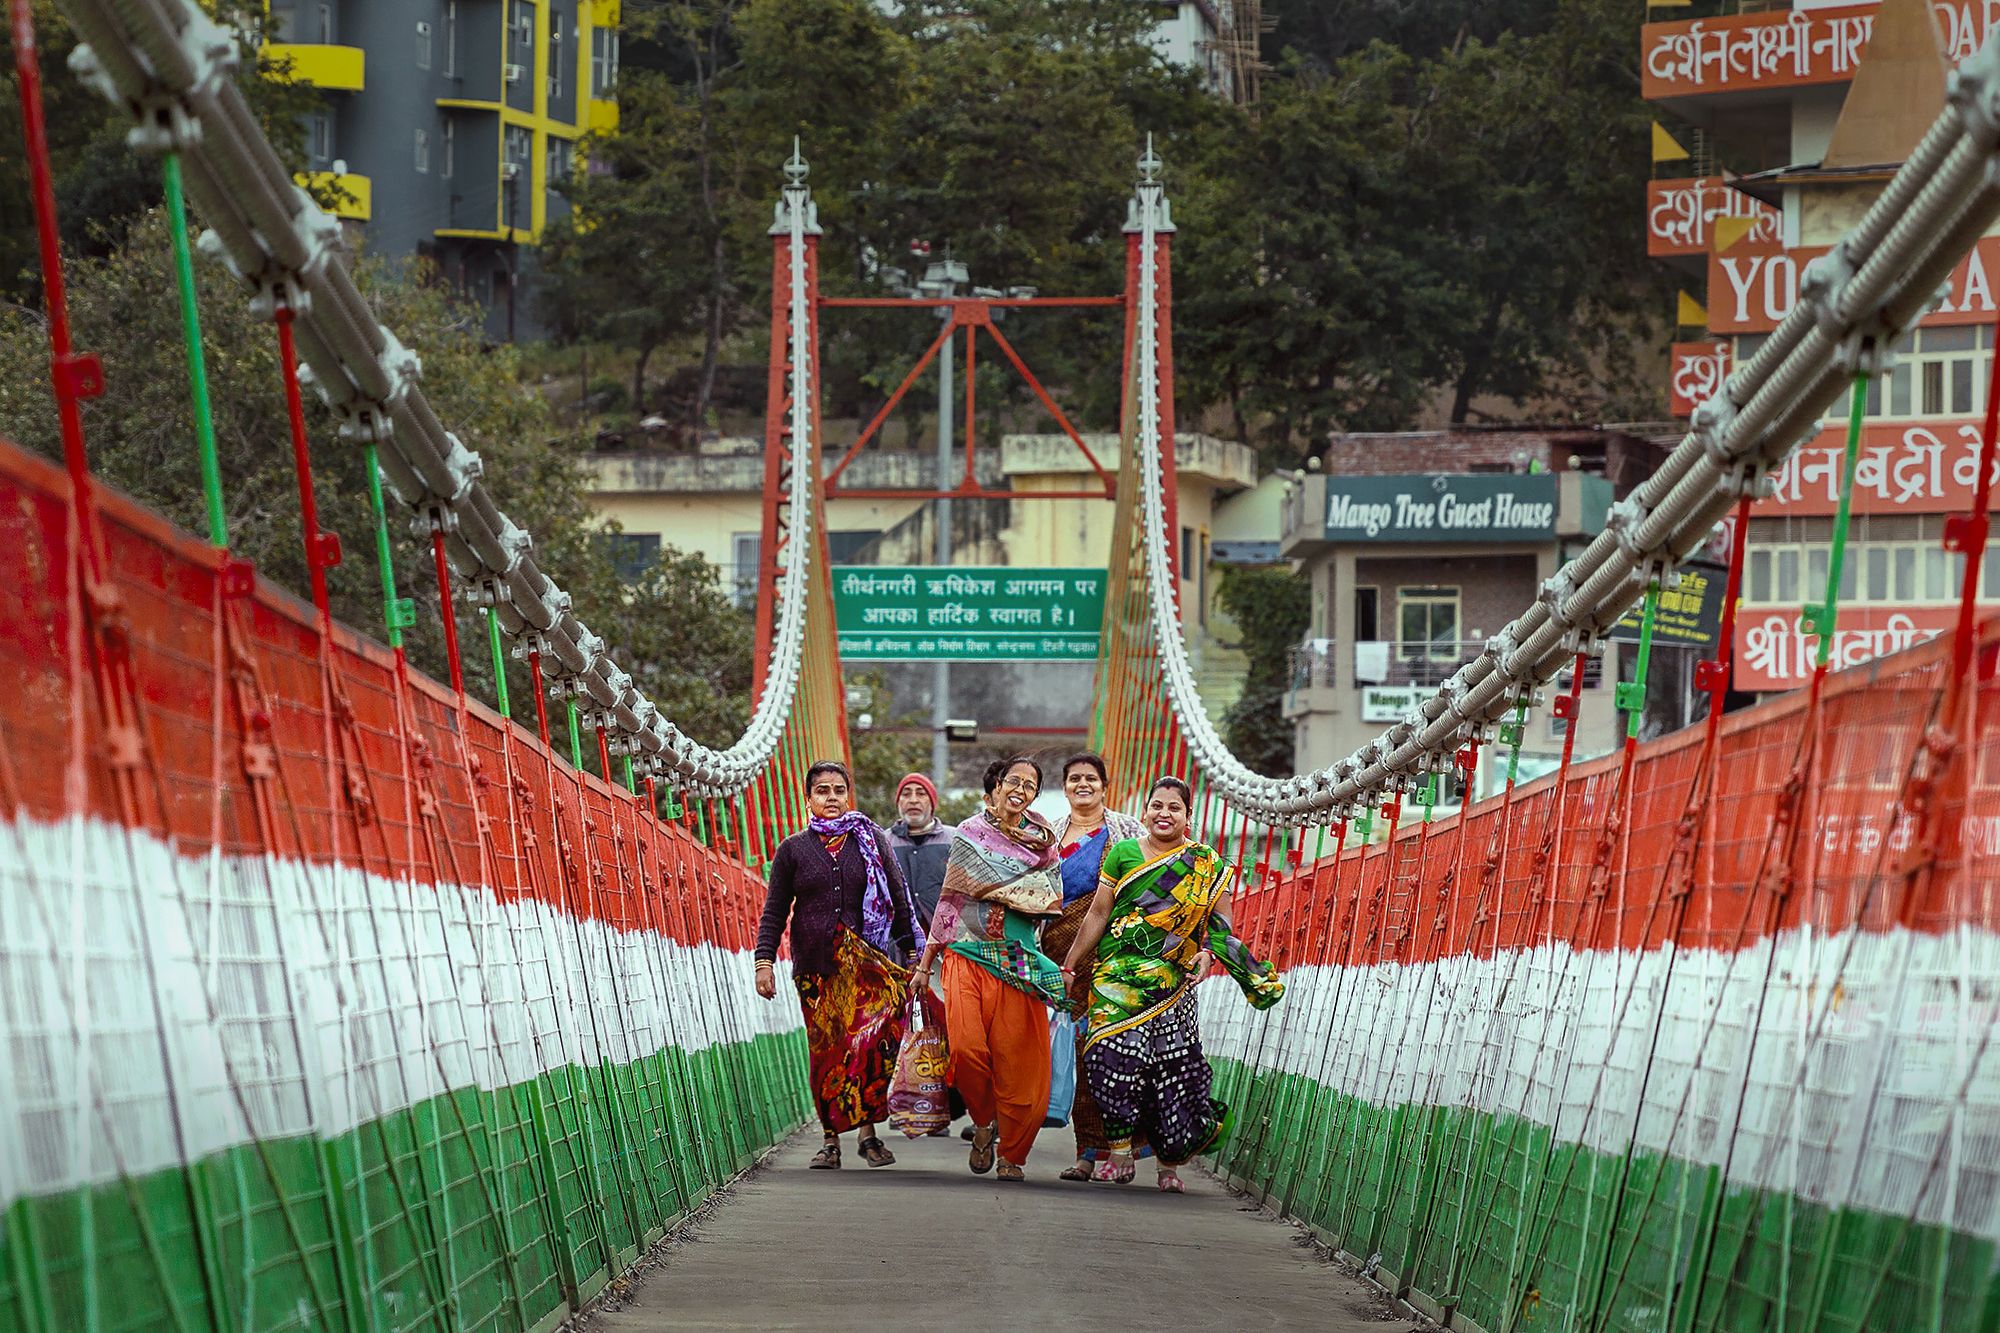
{"left": 754, "top": 760, "right": 923, "bottom": 1170}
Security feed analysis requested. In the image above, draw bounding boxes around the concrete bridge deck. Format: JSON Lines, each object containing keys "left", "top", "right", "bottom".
{"left": 583, "top": 1128, "right": 1418, "bottom": 1332}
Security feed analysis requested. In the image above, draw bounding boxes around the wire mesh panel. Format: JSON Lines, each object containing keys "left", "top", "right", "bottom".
{"left": 0, "top": 433, "right": 810, "bottom": 1331}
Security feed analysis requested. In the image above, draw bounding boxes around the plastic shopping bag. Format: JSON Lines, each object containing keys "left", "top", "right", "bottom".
{"left": 1043, "top": 1009, "right": 1077, "bottom": 1128}
{"left": 887, "top": 1000, "right": 952, "bottom": 1138}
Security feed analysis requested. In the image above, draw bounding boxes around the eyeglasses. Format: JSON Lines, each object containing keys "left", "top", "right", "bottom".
{"left": 997, "top": 776, "right": 1039, "bottom": 794}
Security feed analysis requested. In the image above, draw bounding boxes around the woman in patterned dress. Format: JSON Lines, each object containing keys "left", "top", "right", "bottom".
{"left": 754, "top": 760, "right": 923, "bottom": 1170}
{"left": 907, "top": 756, "right": 1067, "bottom": 1182}
{"left": 1058, "top": 776, "right": 1284, "bottom": 1192}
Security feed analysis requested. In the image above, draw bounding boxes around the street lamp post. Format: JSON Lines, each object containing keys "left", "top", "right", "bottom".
{"left": 918, "top": 259, "right": 967, "bottom": 783}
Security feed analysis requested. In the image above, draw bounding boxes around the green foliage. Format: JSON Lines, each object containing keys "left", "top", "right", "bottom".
{"left": 845, "top": 672, "right": 931, "bottom": 816}
{"left": 0, "top": 210, "right": 753, "bottom": 751}
{"left": 543, "top": 0, "right": 1664, "bottom": 462}
{"left": 1216, "top": 565, "right": 1312, "bottom": 777}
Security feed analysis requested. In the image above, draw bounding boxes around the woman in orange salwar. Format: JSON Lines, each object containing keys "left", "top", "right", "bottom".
{"left": 907, "top": 756, "right": 1066, "bottom": 1182}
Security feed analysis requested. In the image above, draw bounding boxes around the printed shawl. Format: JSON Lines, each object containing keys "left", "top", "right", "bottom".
{"left": 806, "top": 811, "right": 923, "bottom": 956}
{"left": 928, "top": 811, "right": 1066, "bottom": 1003}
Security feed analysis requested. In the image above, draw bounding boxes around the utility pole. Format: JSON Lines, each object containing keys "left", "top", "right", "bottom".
{"left": 924, "top": 259, "right": 966, "bottom": 783}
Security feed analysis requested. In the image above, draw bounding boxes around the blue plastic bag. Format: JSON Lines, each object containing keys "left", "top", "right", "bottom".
{"left": 1043, "top": 1009, "right": 1077, "bottom": 1127}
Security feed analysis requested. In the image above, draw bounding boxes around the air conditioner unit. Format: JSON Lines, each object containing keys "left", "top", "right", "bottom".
{"left": 500, "top": 161, "right": 520, "bottom": 180}
{"left": 503, "top": 62, "right": 524, "bottom": 82}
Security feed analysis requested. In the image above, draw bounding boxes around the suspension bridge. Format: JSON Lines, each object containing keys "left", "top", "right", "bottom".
{"left": 5, "top": 0, "right": 2000, "bottom": 1329}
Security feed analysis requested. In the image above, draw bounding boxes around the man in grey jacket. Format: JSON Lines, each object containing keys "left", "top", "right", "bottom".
{"left": 884, "top": 772, "right": 955, "bottom": 929}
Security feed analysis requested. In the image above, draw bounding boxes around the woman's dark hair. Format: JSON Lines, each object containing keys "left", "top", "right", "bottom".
{"left": 1060, "top": 751, "right": 1109, "bottom": 785}
{"left": 981, "top": 754, "right": 1044, "bottom": 795}
{"left": 1147, "top": 776, "right": 1194, "bottom": 808}
{"left": 804, "top": 759, "right": 853, "bottom": 789}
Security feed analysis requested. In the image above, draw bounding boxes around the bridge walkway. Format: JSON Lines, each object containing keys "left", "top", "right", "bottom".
{"left": 585, "top": 1129, "right": 1412, "bottom": 1332}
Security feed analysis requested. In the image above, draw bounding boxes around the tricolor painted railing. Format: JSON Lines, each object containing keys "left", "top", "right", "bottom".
{"left": 0, "top": 436, "right": 810, "bottom": 1332}
{"left": 1204, "top": 625, "right": 2000, "bottom": 1332}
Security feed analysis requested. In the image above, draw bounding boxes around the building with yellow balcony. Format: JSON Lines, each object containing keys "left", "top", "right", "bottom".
{"left": 267, "top": 0, "right": 619, "bottom": 340}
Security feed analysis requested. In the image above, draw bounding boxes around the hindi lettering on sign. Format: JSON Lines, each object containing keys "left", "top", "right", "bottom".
{"left": 1734, "top": 606, "right": 1951, "bottom": 691}
{"left": 1758, "top": 422, "right": 2000, "bottom": 515}
{"left": 833, "top": 565, "right": 1106, "bottom": 660}
{"left": 1646, "top": 180, "right": 1780, "bottom": 258}
{"left": 1670, "top": 342, "right": 1732, "bottom": 418}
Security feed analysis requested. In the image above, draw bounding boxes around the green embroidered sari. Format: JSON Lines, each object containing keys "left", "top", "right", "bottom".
{"left": 1080, "top": 839, "right": 1283, "bottom": 1051}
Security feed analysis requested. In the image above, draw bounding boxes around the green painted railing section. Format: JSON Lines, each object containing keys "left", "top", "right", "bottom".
{"left": 0, "top": 1032, "right": 808, "bottom": 1332}
{"left": 1205, "top": 1056, "right": 1992, "bottom": 1333}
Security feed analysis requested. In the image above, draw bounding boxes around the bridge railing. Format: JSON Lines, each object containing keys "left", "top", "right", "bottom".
{"left": 0, "top": 432, "right": 809, "bottom": 1331}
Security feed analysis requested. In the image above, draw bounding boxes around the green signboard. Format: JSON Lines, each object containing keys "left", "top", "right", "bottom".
{"left": 1324, "top": 473, "right": 1559, "bottom": 543}
{"left": 833, "top": 566, "right": 1106, "bottom": 660}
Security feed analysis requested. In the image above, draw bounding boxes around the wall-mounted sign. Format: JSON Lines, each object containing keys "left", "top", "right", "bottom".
{"left": 833, "top": 566, "right": 1105, "bottom": 660}
{"left": 1647, "top": 179, "right": 1779, "bottom": 259}
{"left": 1709, "top": 236, "right": 2000, "bottom": 334}
{"left": 1734, "top": 605, "right": 1953, "bottom": 692}
{"left": 1758, "top": 420, "right": 2000, "bottom": 516}
{"left": 1670, "top": 341, "right": 1731, "bottom": 418}
{"left": 1607, "top": 560, "right": 1724, "bottom": 649}
{"left": 1323, "top": 474, "right": 1558, "bottom": 543}
{"left": 1359, "top": 684, "right": 1426, "bottom": 722}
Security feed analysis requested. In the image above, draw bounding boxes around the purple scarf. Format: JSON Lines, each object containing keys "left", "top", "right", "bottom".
{"left": 807, "top": 811, "right": 926, "bottom": 956}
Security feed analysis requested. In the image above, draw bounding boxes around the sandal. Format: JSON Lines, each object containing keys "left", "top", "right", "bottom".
{"left": 1093, "top": 1156, "right": 1135, "bottom": 1184}
{"left": 996, "top": 1159, "right": 1025, "bottom": 1182}
{"left": 1057, "top": 1161, "right": 1093, "bottom": 1182}
{"left": 968, "top": 1122, "right": 997, "bottom": 1175}
{"left": 1157, "top": 1168, "right": 1185, "bottom": 1193}
{"left": 858, "top": 1136, "right": 896, "bottom": 1168}
{"left": 808, "top": 1138, "right": 841, "bottom": 1170}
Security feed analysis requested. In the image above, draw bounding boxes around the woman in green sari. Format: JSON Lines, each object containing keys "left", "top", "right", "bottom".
{"left": 1057, "top": 776, "right": 1283, "bottom": 1192}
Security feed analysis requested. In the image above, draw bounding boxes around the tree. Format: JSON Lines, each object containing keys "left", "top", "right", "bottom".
{"left": 540, "top": 72, "right": 716, "bottom": 418}
{"left": 1216, "top": 565, "right": 1311, "bottom": 776}
{"left": 0, "top": 210, "right": 754, "bottom": 752}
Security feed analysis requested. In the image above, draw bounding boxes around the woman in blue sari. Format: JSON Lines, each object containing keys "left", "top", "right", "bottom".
{"left": 1042, "top": 753, "right": 1143, "bottom": 1182}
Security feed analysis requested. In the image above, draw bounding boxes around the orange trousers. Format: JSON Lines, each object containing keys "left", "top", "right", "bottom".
{"left": 942, "top": 951, "right": 1052, "bottom": 1165}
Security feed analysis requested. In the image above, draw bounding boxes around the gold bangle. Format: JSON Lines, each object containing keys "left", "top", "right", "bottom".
{"left": 755, "top": 960, "right": 774, "bottom": 970}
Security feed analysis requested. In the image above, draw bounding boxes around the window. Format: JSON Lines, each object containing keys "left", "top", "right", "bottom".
{"left": 317, "top": 2, "right": 331, "bottom": 42}
{"left": 268, "top": 0, "right": 300, "bottom": 41}
{"left": 732, "top": 533, "right": 760, "bottom": 608}
{"left": 1353, "top": 586, "right": 1380, "bottom": 641}
{"left": 591, "top": 25, "right": 619, "bottom": 96}
{"left": 503, "top": 125, "right": 532, "bottom": 226}
{"left": 441, "top": 118, "right": 454, "bottom": 179}
{"left": 606, "top": 533, "right": 660, "bottom": 583}
{"left": 1397, "top": 587, "right": 1460, "bottom": 660}
{"left": 1745, "top": 537, "right": 1979, "bottom": 606}
{"left": 1198, "top": 531, "right": 1210, "bottom": 629}
{"left": 1181, "top": 526, "right": 1194, "bottom": 573}
{"left": 444, "top": 0, "right": 458, "bottom": 75}
{"left": 307, "top": 110, "right": 333, "bottom": 165}
{"left": 415, "top": 20, "right": 431, "bottom": 70}
{"left": 1836, "top": 325, "right": 1994, "bottom": 423}
{"left": 545, "top": 135, "right": 572, "bottom": 184}
{"left": 512, "top": 0, "right": 534, "bottom": 48}
{"left": 413, "top": 127, "right": 429, "bottom": 173}
{"left": 549, "top": 22, "right": 563, "bottom": 98}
